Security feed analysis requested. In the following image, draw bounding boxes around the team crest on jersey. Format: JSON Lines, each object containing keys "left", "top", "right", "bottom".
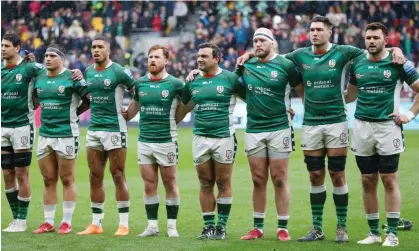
{"left": 217, "top": 85, "right": 224, "bottom": 93}
{"left": 302, "top": 64, "right": 309, "bottom": 70}
{"left": 340, "top": 133, "right": 347, "bottom": 144}
{"left": 104, "top": 79, "right": 111, "bottom": 86}
{"left": 167, "top": 152, "right": 175, "bottom": 163}
{"left": 111, "top": 135, "right": 119, "bottom": 145}
{"left": 329, "top": 60, "right": 336, "bottom": 68}
{"left": 384, "top": 70, "right": 391, "bottom": 79}
{"left": 16, "top": 74, "right": 22, "bottom": 82}
{"left": 140, "top": 106, "right": 145, "bottom": 112}
{"left": 225, "top": 150, "right": 233, "bottom": 160}
{"left": 248, "top": 84, "right": 253, "bottom": 90}
{"left": 66, "top": 146, "right": 73, "bottom": 155}
{"left": 192, "top": 90, "right": 198, "bottom": 95}
{"left": 283, "top": 137, "right": 290, "bottom": 147}
{"left": 162, "top": 90, "right": 169, "bottom": 98}
{"left": 355, "top": 74, "right": 363, "bottom": 79}
{"left": 21, "top": 136, "right": 28, "bottom": 146}
{"left": 271, "top": 71, "right": 278, "bottom": 78}
{"left": 58, "top": 85, "right": 65, "bottom": 93}
{"left": 393, "top": 139, "right": 401, "bottom": 148}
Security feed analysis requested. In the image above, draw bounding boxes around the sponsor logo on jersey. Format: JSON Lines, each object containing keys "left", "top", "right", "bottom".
{"left": 162, "top": 90, "right": 169, "bottom": 98}
{"left": 248, "top": 84, "right": 253, "bottom": 90}
{"left": 384, "top": 70, "right": 391, "bottom": 79}
{"left": 340, "top": 133, "right": 347, "bottom": 144}
{"left": 104, "top": 79, "right": 111, "bottom": 86}
{"left": 226, "top": 150, "right": 233, "bottom": 160}
{"left": 58, "top": 85, "right": 65, "bottom": 93}
{"left": 21, "top": 136, "right": 28, "bottom": 146}
{"left": 203, "top": 81, "right": 212, "bottom": 85}
{"left": 306, "top": 81, "right": 312, "bottom": 87}
{"left": 66, "top": 146, "right": 73, "bottom": 155}
{"left": 271, "top": 71, "right": 278, "bottom": 78}
{"left": 329, "top": 60, "right": 336, "bottom": 68}
{"left": 16, "top": 74, "right": 22, "bottom": 82}
{"left": 217, "top": 85, "right": 224, "bottom": 93}
{"left": 167, "top": 152, "right": 175, "bottom": 163}
{"left": 355, "top": 74, "right": 364, "bottom": 79}
{"left": 140, "top": 106, "right": 145, "bottom": 112}
{"left": 393, "top": 139, "right": 401, "bottom": 148}
{"left": 283, "top": 137, "right": 290, "bottom": 147}
{"left": 111, "top": 135, "right": 119, "bottom": 145}
{"left": 302, "top": 64, "right": 310, "bottom": 70}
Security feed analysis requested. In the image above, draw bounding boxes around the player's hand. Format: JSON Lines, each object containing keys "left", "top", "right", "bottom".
{"left": 388, "top": 112, "right": 414, "bottom": 125}
{"left": 121, "top": 110, "right": 129, "bottom": 121}
{"left": 288, "top": 108, "right": 295, "bottom": 120}
{"left": 186, "top": 69, "right": 200, "bottom": 82}
{"left": 236, "top": 53, "right": 251, "bottom": 66}
{"left": 391, "top": 48, "right": 406, "bottom": 65}
{"left": 23, "top": 50, "right": 36, "bottom": 62}
{"left": 70, "top": 69, "right": 83, "bottom": 81}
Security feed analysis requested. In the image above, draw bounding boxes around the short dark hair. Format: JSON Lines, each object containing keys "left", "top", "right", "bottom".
{"left": 198, "top": 42, "right": 222, "bottom": 62}
{"left": 93, "top": 35, "right": 110, "bottom": 44}
{"left": 48, "top": 44, "right": 67, "bottom": 55}
{"left": 148, "top": 45, "right": 169, "bottom": 59}
{"left": 365, "top": 22, "right": 388, "bottom": 37}
{"left": 2, "top": 33, "right": 21, "bottom": 47}
{"left": 311, "top": 15, "right": 333, "bottom": 29}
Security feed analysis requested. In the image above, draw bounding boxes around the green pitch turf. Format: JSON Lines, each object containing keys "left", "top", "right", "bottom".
{"left": 2, "top": 128, "right": 419, "bottom": 251}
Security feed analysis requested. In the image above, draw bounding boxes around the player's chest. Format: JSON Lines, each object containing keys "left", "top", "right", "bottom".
{"left": 354, "top": 63, "right": 399, "bottom": 85}
{"left": 35, "top": 79, "right": 73, "bottom": 99}
{"left": 190, "top": 81, "right": 233, "bottom": 103}
{"left": 86, "top": 71, "right": 118, "bottom": 91}
{"left": 138, "top": 83, "right": 177, "bottom": 104}
{"left": 299, "top": 54, "right": 343, "bottom": 78}
{"left": 1, "top": 67, "right": 31, "bottom": 92}
{"left": 243, "top": 67, "right": 288, "bottom": 90}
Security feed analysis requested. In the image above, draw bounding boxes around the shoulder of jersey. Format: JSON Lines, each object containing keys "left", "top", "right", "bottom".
{"left": 85, "top": 64, "right": 95, "bottom": 72}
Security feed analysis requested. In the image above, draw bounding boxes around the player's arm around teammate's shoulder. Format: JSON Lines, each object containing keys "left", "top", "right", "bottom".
{"left": 175, "top": 81, "right": 194, "bottom": 124}
{"left": 122, "top": 80, "right": 140, "bottom": 122}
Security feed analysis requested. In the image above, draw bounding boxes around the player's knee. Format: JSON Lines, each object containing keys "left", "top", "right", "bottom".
{"left": 378, "top": 154, "right": 399, "bottom": 174}
{"left": 329, "top": 171, "right": 345, "bottom": 187}
{"left": 13, "top": 152, "right": 32, "bottom": 168}
{"left": 304, "top": 156, "right": 325, "bottom": 172}
{"left": 89, "top": 171, "right": 104, "bottom": 184}
{"left": 216, "top": 178, "right": 231, "bottom": 193}
{"left": 251, "top": 172, "right": 267, "bottom": 188}
{"left": 361, "top": 174, "right": 378, "bottom": 192}
{"left": 356, "top": 155, "right": 379, "bottom": 174}
{"left": 309, "top": 170, "right": 324, "bottom": 185}
{"left": 15, "top": 168, "right": 29, "bottom": 184}
{"left": 328, "top": 156, "right": 346, "bottom": 172}
{"left": 199, "top": 177, "right": 215, "bottom": 192}
{"left": 1, "top": 152, "right": 14, "bottom": 170}
{"left": 2, "top": 169, "right": 16, "bottom": 183}
{"left": 273, "top": 176, "right": 287, "bottom": 189}
{"left": 111, "top": 170, "right": 125, "bottom": 187}
{"left": 43, "top": 174, "right": 58, "bottom": 187}
{"left": 381, "top": 173, "right": 399, "bottom": 191}
{"left": 60, "top": 174, "right": 74, "bottom": 187}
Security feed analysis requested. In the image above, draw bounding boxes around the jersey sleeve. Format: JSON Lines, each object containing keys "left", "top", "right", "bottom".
{"left": 349, "top": 63, "right": 357, "bottom": 86}
{"left": 120, "top": 68, "right": 136, "bottom": 89}
{"left": 174, "top": 78, "right": 186, "bottom": 97}
{"left": 234, "top": 65, "right": 244, "bottom": 77}
{"left": 133, "top": 80, "right": 140, "bottom": 101}
{"left": 29, "top": 62, "right": 46, "bottom": 78}
{"left": 399, "top": 60, "right": 419, "bottom": 86}
{"left": 229, "top": 72, "right": 246, "bottom": 100}
{"left": 180, "top": 82, "right": 192, "bottom": 105}
{"left": 74, "top": 79, "right": 89, "bottom": 97}
{"left": 339, "top": 45, "right": 365, "bottom": 61}
{"left": 285, "top": 59, "right": 302, "bottom": 87}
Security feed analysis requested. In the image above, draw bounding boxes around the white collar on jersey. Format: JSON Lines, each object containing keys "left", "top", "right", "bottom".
{"left": 199, "top": 67, "right": 222, "bottom": 76}
{"left": 267, "top": 53, "right": 278, "bottom": 61}
{"left": 367, "top": 51, "right": 389, "bottom": 61}
{"left": 95, "top": 60, "right": 113, "bottom": 69}
{"left": 311, "top": 42, "right": 333, "bottom": 53}
{"left": 147, "top": 72, "right": 169, "bottom": 80}
{"left": 3, "top": 56, "right": 23, "bottom": 67}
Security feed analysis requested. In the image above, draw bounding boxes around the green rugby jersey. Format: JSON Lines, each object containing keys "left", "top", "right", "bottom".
{"left": 286, "top": 44, "right": 365, "bottom": 125}
{"left": 181, "top": 68, "right": 245, "bottom": 138}
{"left": 1, "top": 58, "right": 45, "bottom": 128}
{"left": 34, "top": 69, "right": 89, "bottom": 137}
{"left": 350, "top": 53, "right": 419, "bottom": 121}
{"left": 85, "top": 61, "right": 135, "bottom": 132}
{"left": 134, "top": 74, "right": 184, "bottom": 143}
{"left": 237, "top": 54, "right": 301, "bottom": 133}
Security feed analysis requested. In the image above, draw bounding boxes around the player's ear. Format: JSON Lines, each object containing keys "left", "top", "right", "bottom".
{"left": 383, "top": 36, "right": 388, "bottom": 47}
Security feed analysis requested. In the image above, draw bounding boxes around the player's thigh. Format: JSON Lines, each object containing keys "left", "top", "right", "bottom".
{"left": 301, "top": 124, "right": 325, "bottom": 150}
{"left": 56, "top": 153, "right": 76, "bottom": 180}
{"left": 1, "top": 127, "right": 13, "bottom": 150}
{"left": 266, "top": 128, "right": 294, "bottom": 155}
{"left": 375, "top": 121, "right": 404, "bottom": 156}
{"left": 102, "top": 132, "right": 128, "bottom": 152}
{"left": 213, "top": 161, "right": 233, "bottom": 182}
{"left": 86, "top": 147, "right": 107, "bottom": 178}
{"left": 38, "top": 149, "right": 59, "bottom": 181}
{"left": 269, "top": 154, "right": 291, "bottom": 181}
{"left": 196, "top": 159, "right": 215, "bottom": 183}
{"left": 1, "top": 144, "right": 14, "bottom": 171}
{"left": 140, "top": 163, "right": 159, "bottom": 185}
{"left": 37, "top": 136, "right": 54, "bottom": 161}
{"left": 212, "top": 135, "right": 237, "bottom": 165}
{"left": 244, "top": 132, "right": 267, "bottom": 157}
{"left": 192, "top": 135, "right": 211, "bottom": 166}
{"left": 324, "top": 121, "right": 349, "bottom": 149}
{"left": 108, "top": 147, "right": 127, "bottom": 172}
{"left": 350, "top": 119, "right": 376, "bottom": 156}
{"left": 377, "top": 153, "right": 400, "bottom": 175}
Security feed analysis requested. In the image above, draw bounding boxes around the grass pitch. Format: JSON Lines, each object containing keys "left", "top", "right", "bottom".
{"left": 2, "top": 128, "right": 419, "bottom": 251}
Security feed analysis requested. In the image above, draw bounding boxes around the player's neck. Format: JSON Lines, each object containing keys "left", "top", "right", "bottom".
{"left": 313, "top": 42, "right": 330, "bottom": 55}
{"left": 96, "top": 58, "right": 111, "bottom": 70}
{"left": 149, "top": 70, "right": 167, "bottom": 81}
{"left": 48, "top": 66, "right": 65, "bottom": 77}
{"left": 4, "top": 55, "right": 21, "bottom": 68}
{"left": 258, "top": 51, "right": 275, "bottom": 63}
{"left": 202, "top": 67, "right": 219, "bottom": 78}
{"left": 368, "top": 50, "right": 388, "bottom": 62}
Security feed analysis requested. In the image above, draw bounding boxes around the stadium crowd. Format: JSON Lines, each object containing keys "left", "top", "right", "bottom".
{"left": 2, "top": 0, "right": 418, "bottom": 98}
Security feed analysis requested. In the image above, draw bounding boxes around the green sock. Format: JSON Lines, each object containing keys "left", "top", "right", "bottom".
{"left": 333, "top": 184, "right": 349, "bottom": 228}
{"left": 203, "top": 213, "right": 215, "bottom": 226}
{"left": 5, "top": 188, "right": 19, "bottom": 219}
{"left": 253, "top": 212, "right": 265, "bottom": 230}
{"left": 366, "top": 213, "right": 380, "bottom": 235}
{"left": 277, "top": 215, "right": 289, "bottom": 229}
{"left": 386, "top": 212, "right": 400, "bottom": 236}
{"left": 166, "top": 198, "right": 180, "bottom": 220}
{"left": 144, "top": 195, "right": 159, "bottom": 220}
{"left": 17, "top": 196, "right": 31, "bottom": 220}
{"left": 310, "top": 186, "right": 326, "bottom": 231}
{"left": 217, "top": 197, "right": 232, "bottom": 226}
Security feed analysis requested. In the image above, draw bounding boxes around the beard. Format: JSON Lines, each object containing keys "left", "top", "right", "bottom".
{"left": 148, "top": 64, "right": 164, "bottom": 74}
{"left": 367, "top": 45, "right": 384, "bottom": 56}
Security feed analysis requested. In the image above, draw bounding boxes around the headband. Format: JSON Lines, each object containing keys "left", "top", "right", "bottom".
{"left": 46, "top": 47, "right": 65, "bottom": 60}
{"left": 253, "top": 32, "right": 274, "bottom": 41}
